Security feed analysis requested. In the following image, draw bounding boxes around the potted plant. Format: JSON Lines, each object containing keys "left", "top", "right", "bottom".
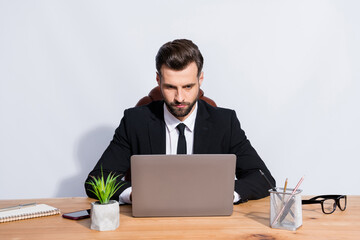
{"left": 86, "top": 169, "right": 123, "bottom": 231}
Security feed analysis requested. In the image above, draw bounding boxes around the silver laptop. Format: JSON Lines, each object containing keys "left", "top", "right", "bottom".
{"left": 131, "top": 154, "right": 236, "bottom": 217}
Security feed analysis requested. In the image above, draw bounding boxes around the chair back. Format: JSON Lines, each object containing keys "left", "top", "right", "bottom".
{"left": 135, "top": 86, "right": 216, "bottom": 107}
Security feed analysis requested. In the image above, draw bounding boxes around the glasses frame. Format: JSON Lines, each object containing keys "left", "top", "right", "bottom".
{"left": 302, "top": 195, "right": 347, "bottom": 214}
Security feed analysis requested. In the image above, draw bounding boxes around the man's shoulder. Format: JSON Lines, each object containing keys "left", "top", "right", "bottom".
{"left": 124, "top": 100, "right": 163, "bottom": 118}
{"left": 197, "top": 100, "right": 240, "bottom": 129}
{"left": 198, "top": 99, "right": 235, "bottom": 115}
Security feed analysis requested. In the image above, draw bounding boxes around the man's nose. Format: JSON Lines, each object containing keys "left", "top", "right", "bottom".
{"left": 175, "top": 88, "right": 185, "bottom": 102}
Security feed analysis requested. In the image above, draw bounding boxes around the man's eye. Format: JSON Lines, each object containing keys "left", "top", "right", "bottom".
{"left": 185, "top": 85, "right": 192, "bottom": 89}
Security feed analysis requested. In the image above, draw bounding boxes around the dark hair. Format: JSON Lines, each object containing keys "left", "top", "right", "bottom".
{"left": 156, "top": 39, "right": 204, "bottom": 78}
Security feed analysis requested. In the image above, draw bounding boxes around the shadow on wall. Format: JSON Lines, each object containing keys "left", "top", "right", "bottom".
{"left": 55, "top": 126, "right": 115, "bottom": 197}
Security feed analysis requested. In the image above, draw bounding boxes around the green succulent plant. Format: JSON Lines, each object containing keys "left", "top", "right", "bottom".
{"left": 86, "top": 168, "right": 123, "bottom": 204}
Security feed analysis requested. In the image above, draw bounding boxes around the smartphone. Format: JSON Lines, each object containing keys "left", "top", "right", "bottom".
{"left": 62, "top": 209, "right": 91, "bottom": 220}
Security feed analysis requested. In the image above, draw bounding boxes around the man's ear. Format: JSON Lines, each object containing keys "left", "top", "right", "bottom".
{"left": 198, "top": 71, "right": 204, "bottom": 86}
{"left": 156, "top": 72, "right": 161, "bottom": 86}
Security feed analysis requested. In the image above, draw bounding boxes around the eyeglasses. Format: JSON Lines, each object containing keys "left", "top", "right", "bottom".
{"left": 302, "top": 195, "right": 347, "bottom": 214}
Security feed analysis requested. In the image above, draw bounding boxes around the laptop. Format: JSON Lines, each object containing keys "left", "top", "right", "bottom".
{"left": 131, "top": 154, "right": 236, "bottom": 217}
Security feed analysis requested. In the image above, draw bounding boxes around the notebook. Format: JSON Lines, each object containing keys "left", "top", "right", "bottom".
{"left": 131, "top": 154, "right": 236, "bottom": 217}
{"left": 0, "top": 204, "right": 60, "bottom": 223}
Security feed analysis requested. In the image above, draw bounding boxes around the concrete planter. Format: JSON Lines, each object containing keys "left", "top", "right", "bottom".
{"left": 90, "top": 200, "right": 119, "bottom": 231}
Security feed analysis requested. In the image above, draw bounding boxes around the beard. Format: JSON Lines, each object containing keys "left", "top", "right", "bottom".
{"left": 165, "top": 98, "right": 197, "bottom": 119}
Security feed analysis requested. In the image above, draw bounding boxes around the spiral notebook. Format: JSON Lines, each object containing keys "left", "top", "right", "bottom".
{"left": 0, "top": 204, "right": 60, "bottom": 223}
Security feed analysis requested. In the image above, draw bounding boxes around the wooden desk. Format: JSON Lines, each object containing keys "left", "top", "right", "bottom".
{"left": 0, "top": 196, "right": 359, "bottom": 240}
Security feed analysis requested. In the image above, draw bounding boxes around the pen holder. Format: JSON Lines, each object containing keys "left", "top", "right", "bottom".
{"left": 269, "top": 188, "right": 302, "bottom": 231}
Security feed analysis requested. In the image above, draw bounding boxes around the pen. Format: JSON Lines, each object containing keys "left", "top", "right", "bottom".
{"left": 259, "top": 169, "right": 276, "bottom": 191}
{"left": 0, "top": 202, "right": 37, "bottom": 212}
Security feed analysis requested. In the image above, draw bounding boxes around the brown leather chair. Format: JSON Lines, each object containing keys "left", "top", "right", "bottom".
{"left": 135, "top": 86, "right": 216, "bottom": 107}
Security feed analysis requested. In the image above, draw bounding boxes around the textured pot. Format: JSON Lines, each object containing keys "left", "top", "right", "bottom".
{"left": 90, "top": 200, "right": 119, "bottom": 231}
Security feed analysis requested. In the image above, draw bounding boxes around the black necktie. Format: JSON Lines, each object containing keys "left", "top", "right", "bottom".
{"left": 176, "top": 123, "right": 187, "bottom": 154}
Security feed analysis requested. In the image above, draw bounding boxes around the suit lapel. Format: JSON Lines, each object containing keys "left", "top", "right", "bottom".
{"left": 193, "top": 100, "right": 213, "bottom": 154}
{"left": 148, "top": 102, "right": 166, "bottom": 154}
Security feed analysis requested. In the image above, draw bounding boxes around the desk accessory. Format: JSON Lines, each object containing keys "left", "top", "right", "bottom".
{"left": 0, "top": 202, "right": 36, "bottom": 212}
{"left": 282, "top": 178, "right": 288, "bottom": 205}
{"left": 0, "top": 203, "right": 60, "bottom": 223}
{"left": 269, "top": 187, "right": 303, "bottom": 231}
{"left": 259, "top": 170, "right": 295, "bottom": 218}
{"left": 283, "top": 178, "right": 288, "bottom": 192}
{"left": 269, "top": 176, "right": 304, "bottom": 231}
{"left": 86, "top": 168, "right": 124, "bottom": 231}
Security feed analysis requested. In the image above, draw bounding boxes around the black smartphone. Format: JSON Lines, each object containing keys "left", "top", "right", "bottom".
{"left": 62, "top": 209, "right": 91, "bottom": 220}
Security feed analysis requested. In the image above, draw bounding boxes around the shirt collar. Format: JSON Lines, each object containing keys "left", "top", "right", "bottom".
{"left": 163, "top": 101, "right": 198, "bottom": 132}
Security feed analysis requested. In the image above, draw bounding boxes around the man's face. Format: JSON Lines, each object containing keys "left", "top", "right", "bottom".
{"left": 157, "top": 62, "right": 203, "bottom": 121}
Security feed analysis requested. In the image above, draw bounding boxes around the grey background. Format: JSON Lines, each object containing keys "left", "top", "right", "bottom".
{"left": 0, "top": 0, "right": 359, "bottom": 199}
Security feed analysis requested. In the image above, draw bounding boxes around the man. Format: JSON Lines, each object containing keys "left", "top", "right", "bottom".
{"left": 85, "top": 39, "right": 275, "bottom": 204}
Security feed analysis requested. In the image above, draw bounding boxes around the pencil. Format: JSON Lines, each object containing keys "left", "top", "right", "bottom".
{"left": 283, "top": 178, "right": 288, "bottom": 193}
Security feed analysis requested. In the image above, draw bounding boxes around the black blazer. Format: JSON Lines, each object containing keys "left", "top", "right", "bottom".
{"left": 85, "top": 100, "right": 275, "bottom": 202}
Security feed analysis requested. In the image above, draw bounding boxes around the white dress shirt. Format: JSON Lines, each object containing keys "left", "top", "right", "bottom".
{"left": 119, "top": 102, "right": 240, "bottom": 204}
{"left": 163, "top": 102, "right": 197, "bottom": 155}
